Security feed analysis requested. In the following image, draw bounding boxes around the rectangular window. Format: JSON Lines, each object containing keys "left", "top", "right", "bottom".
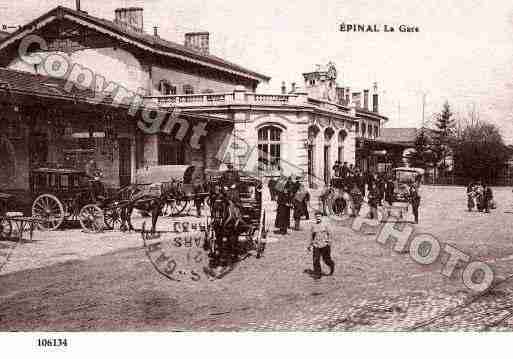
{"left": 257, "top": 143, "right": 268, "bottom": 170}
{"left": 270, "top": 143, "right": 281, "bottom": 170}
{"left": 183, "top": 85, "right": 194, "bottom": 94}
{"left": 270, "top": 127, "right": 281, "bottom": 141}
{"left": 158, "top": 136, "right": 186, "bottom": 165}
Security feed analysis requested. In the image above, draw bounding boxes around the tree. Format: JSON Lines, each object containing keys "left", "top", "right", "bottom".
{"left": 432, "top": 101, "right": 455, "bottom": 175}
{"left": 452, "top": 121, "right": 509, "bottom": 183}
{"left": 406, "top": 128, "right": 435, "bottom": 169}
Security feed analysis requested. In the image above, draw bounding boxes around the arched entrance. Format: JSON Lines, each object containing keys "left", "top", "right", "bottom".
{"left": 338, "top": 129, "right": 347, "bottom": 163}
{"left": 307, "top": 125, "right": 320, "bottom": 188}
{"left": 324, "top": 128, "right": 334, "bottom": 184}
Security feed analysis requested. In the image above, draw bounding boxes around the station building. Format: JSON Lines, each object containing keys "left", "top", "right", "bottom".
{"left": 0, "top": 4, "right": 388, "bottom": 192}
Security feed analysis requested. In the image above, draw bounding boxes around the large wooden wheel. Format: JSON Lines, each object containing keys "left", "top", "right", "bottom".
{"left": 103, "top": 206, "right": 123, "bottom": 230}
{"left": 79, "top": 204, "right": 104, "bottom": 233}
{"left": 204, "top": 218, "right": 216, "bottom": 255}
{"left": 255, "top": 209, "right": 267, "bottom": 258}
{"left": 32, "top": 194, "right": 65, "bottom": 231}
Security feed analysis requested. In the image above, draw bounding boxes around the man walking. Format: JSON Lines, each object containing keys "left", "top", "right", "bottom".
{"left": 308, "top": 211, "right": 335, "bottom": 279}
{"left": 409, "top": 182, "right": 421, "bottom": 223}
{"left": 482, "top": 183, "right": 493, "bottom": 213}
{"left": 274, "top": 178, "right": 292, "bottom": 235}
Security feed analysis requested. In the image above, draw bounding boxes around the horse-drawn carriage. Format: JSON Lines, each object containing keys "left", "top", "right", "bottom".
{"left": 28, "top": 164, "right": 216, "bottom": 233}
{"left": 384, "top": 167, "right": 424, "bottom": 219}
{"left": 28, "top": 167, "right": 110, "bottom": 232}
{"left": 204, "top": 170, "right": 268, "bottom": 265}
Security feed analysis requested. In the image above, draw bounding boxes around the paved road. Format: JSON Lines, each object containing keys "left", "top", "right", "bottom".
{"left": 1, "top": 186, "right": 513, "bottom": 330}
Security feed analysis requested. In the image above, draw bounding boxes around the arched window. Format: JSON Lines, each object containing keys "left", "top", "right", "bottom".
{"left": 324, "top": 128, "right": 334, "bottom": 184}
{"left": 158, "top": 80, "right": 176, "bottom": 95}
{"left": 258, "top": 126, "right": 282, "bottom": 172}
{"left": 307, "top": 125, "right": 320, "bottom": 188}
{"left": 361, "top": 122, "right": 367, "bottom": 137}
{"left": 374, "top": 125, "right": 379, "bottom": 138}
{"left": 355, "top": 122, "right": 360, "bottom": 136}
{"left": 338, "top": 130, "right": 347, "bottom": 162}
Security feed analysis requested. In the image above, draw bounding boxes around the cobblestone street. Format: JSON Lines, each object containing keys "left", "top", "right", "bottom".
{"left": 1, "top": 185, "right": 513, "bottom": 331}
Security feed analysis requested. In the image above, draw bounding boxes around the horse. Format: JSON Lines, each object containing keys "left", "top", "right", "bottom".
{"left": 206, "top": 188, "right": 245, "bottom": 265}
{"left": 118, "top": 184, "right": 172, "bottom": 234}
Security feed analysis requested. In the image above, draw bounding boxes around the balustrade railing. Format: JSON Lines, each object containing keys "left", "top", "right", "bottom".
{"left": 148, "top": 91, "right": 351, "bottom": 115}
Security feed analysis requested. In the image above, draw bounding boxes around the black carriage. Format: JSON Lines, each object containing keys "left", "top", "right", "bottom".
{"left": 383, "top": 167, "right": 424, "bottom": 218}
{"left": 204, "top": 170, "right": 268, "bottom": 263}
{"left": 29, "top": 167, "right": 108, "bottom": 232}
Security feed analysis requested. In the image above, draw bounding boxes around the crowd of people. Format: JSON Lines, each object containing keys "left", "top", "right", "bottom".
{"left": 323, "top": 161, "right": 421, "bottom": 221}
{"left": 466, "top": 181, "right": 494, "bottom": 213}
{"left": 269, "top": 176, "right": 311, "bottom": 235}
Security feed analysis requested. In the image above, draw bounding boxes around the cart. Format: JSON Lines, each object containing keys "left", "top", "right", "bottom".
{"left": 29, "top": 168, "right": 105, "bottom": 232}
{"left": 204, "top": 170, "right": 268, "bottom": 263}
{"left": 383, "top": 167, "right": 424, "bottom": 219}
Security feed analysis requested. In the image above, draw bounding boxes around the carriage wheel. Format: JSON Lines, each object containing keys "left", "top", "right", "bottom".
{"left": 255, "top": 209, "right": 267, "bottom": 258}
{"left": 104, "top": 207, "right": 122, "bottom": 230}
{"left": 167, "top": 198, "right": 188, "bottom": 216}
{"left": 79, "top": 204, "right": 105, "bottom": 233}
{"left": 32, "top": 194, "right": 64, "bottom": 231}
{"left": 204, "top": 220, "right": 216, "bottom": 254}
{"left": 0, "top": 218, "right": 12, "bottom": 240}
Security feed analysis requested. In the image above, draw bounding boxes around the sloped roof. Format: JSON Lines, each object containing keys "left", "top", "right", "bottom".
{"left": 378, "top": 128, "right": 418, "bottom": 144}
{"left": 0, "top": 67, "right": 237, "bottom": 126}
{"left": 378, "top": 127, "right": 440, "bottom": 145}
{"left": 0, "top": 31, "right": 10, "bottom": 39}
{"left": 0, "top": 6, "right": 270, "bottom": 83}
{"left": 0, "top": 66, "right": 116, "bottom": 105}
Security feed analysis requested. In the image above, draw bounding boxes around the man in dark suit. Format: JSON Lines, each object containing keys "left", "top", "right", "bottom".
{"left": 220, "top": 163, "right": 240, "bottom": 203}
{"left": 85, "top": 159, "right": 104, "bottom": 201}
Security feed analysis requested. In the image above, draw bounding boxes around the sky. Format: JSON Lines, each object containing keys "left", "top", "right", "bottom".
{"left": 1, "top": 0, "right": 513, "bottom": 143}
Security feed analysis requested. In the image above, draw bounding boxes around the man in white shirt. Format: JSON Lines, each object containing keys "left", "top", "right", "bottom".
{"left": 308, "top": 211, "right": 335, "bottom": 279}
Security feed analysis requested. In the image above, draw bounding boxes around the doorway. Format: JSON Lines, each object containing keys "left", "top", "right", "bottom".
{"left": 307, "top": 145, "right": 314, "bottom": 188}
{"left": 118, "top": 138, "right": 132, "bottom": 187}
{"left": 324, "top": 145, "right": 330, "bottom": 184}
{"left": 29, "top": 132, "right": 48, "bottom": 168}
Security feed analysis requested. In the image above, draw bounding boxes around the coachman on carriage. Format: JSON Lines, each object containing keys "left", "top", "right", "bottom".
{"left": 204, "top": 169, "right": 267, "bottom": 266}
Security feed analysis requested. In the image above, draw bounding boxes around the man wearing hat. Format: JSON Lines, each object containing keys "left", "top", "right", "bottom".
{"left": 220, "top": 162, "right": 240, "bottom": 203}
{"left": 332, "top": 161, "right": 341, "bottom": 178}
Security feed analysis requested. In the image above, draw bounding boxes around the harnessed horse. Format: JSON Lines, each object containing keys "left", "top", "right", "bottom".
{"left": 206, "top": 181, "right": 246, "bottom": 263}
{"left": 119, "top": 182, "right": 179, "bottom": 234}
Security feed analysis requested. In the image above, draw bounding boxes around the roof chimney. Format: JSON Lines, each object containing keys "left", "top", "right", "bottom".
{"left": 363, "top": 89, "right": 369, "bottom": 110}
{"left": 76, "top": 0, "right": 81, "bottom": 11}
{"left": 184, "top": 32, "right": 210, "bottom": 55}
{"left": 153, "top": 26, "right": 159, "bottom": 37}
{"left": 114, "top": 7, "right": 144, "bottom": 33}
{"left": 281, "top": 81, "right": 286, "bottom": 94}
{"left": 372, "top": 82, "right": 379, "bottom": 113}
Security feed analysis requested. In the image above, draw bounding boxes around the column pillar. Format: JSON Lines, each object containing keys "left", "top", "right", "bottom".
{"left": 143, "top": 134, "right": 159, "bottom": 167}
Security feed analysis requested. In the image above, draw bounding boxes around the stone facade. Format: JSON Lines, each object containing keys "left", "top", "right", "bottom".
{"left": 148, "top": 87, "right": 363, "bottom": 188}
